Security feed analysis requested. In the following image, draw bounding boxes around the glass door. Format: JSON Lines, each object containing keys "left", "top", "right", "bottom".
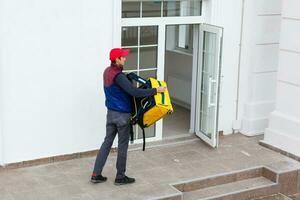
{"left": 195, "top": 24, "right": 223, "bottom": 148}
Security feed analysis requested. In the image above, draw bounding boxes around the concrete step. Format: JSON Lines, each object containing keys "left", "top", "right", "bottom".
{"left": 171, "top": 167, "right": 279, "bottom": 200}
{"left": 154, "top": 161, "right": 300, "bottom": 200}
{"left": 182, "top": 177, "right": 276, "bottom": 200}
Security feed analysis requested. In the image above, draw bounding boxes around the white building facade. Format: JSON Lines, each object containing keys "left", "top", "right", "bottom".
{"left": 0, "top": 0, "right": 299, "bottom": 165}
{"left": 263, "top": 0, "right": 300, "bottom": 157}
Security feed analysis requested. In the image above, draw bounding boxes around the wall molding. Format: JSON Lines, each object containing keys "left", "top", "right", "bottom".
{"left": 257, "top": 14, "right": 281, "bottom": 17}
{"left": 278, "top": 79, "right": 300, "bottom": 88}
{"left": 282, "top": 17, "right": 300, "bottom": 21}
{"left": 264, "top": 111, "right": 300, "bottom": 158}
{"left": 256, "top": 42, "right": 279, "bottom": 45}
{"left": 260, "top": 140, "right": 300, "bottom": 162}
{"left": 0, "top": 149, "right": 103, "bottom": 171}
{"left": 240, "top": 116, "right": 268, "bottom": 136}
{"left": 240, "top": 100, "right": 276, "bottom": 136}
{"left": 267, "top": 111, "right": 300, "bottom": 138}
{"left": 253, "top": 70, "right": 277, "bottom": 74}
{"left": 263, "top": 128, "right": 300, "bottom": 158}
{"left": 280, "top": 48, "right": 300, "bottom": 54}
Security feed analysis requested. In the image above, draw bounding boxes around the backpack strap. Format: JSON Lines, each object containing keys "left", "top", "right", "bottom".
{"left": 129, "top": 123, "right": 134, "bottom": 144}
{"left": 137, "top": 111, "right": 147, "bottom": 151}
{"left": 142, "top": 127, "right": 146, "bottom": 151}
{"left": 127, "top": 72, "right": 148, "bottom": 86}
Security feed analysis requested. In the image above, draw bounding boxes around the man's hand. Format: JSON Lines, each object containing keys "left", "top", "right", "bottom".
{"left": 156, "top": 86, "right": 167, "bottom": 93}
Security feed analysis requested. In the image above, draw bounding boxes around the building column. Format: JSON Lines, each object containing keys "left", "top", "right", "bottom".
{"left": 0, "top": 0, "right": 4, "bottom": 166}
{"left": 239, "top": 0, "right": 282, "bottom": 136}
{"left": 263, "top": 0, "right": 300, "bottom": 157}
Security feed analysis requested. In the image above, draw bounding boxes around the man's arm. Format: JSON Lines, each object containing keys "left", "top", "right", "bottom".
{"left": 115, "top": 73, "right": 157, "bottom": 98}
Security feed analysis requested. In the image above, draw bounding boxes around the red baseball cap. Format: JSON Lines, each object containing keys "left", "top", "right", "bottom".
{"left": 109, "top": 48, "right": 130, "bottom": 61}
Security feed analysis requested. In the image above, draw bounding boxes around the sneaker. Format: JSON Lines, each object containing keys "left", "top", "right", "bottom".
{"left": 114, "top": 176, "right": 135, "bottom": 185}
{"left": 91, "top": 174, "right": 107, "bottom": 183}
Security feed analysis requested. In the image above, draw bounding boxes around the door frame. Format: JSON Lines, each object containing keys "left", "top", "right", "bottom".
{"left": 119, "top": 24, "right": 206, "bottom": 142}
{"left": 113, "top": 0, "right": 208, "bottom": 143}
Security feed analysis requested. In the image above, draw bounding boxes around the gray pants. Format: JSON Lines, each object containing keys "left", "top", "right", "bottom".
{"left": 93, "top": 109, "right": 131, "bottom": 179}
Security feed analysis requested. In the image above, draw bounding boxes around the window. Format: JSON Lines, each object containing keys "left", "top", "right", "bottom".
{"left": 166, "top": 24, "right": 193, "bottom": 55}
{"left": 121, "top": 25, "right": 159, "bottom": 139}
{"left": 122, "top": 0, "right": 202, "bottom": 18}
{"left": 176, "top": 24, "right": 193, "bottom": 53}
{"left": 121, "top": 26, "right": 158, "bottom": 73}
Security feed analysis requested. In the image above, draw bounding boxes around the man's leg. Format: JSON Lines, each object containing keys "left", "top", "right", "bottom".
{"left": 114, "top": 117, "right": 135, "bottom": 185}
{"left": 92, "top": 112, "right": 117, "bottom": 176}
{"left": 115, "top": 122, "right": 131, "bottom": 179}
{"left": 113, "top": 112, "right": 131, "bottom": 179}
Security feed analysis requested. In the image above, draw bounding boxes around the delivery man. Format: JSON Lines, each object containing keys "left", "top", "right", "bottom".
{"left": 91, "top": 48, "right": 166, "bottom": 185}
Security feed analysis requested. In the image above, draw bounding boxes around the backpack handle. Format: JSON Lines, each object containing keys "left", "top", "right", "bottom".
{"left": 127, "top": 72, "right": 148, "bottom": 86}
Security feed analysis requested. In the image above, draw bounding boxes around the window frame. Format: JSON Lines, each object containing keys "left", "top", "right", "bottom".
{"left": 122, "top": 0, "right": 203, "bottom": 19}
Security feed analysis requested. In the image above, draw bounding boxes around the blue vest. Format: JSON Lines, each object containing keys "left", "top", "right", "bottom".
{"left": 103, "top": 64, "right": 131, "bottom": 113}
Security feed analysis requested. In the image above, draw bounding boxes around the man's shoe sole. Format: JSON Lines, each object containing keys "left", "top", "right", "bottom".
{"left": 91, "top": 179, "right": 107, "bottom": 184}
{"left": 114, "top": 181, "right": 135, "bottom": 186}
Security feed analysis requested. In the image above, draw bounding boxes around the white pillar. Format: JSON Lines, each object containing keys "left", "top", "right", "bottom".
{"left": 239, "top": 0, "right": 282, "bottom": 136}
{"left": 0, "top": 0, "right": 4, "bottom": 166}
{"left": 263, "top": 0, "right": 300, "bottom": 157}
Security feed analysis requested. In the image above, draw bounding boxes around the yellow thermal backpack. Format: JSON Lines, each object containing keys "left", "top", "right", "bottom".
{"left": 127, "top": 73, "right": 173, "bottom": 150}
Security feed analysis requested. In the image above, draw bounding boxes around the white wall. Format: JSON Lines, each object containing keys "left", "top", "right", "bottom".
{"left": 0, "top": 0, "right": 114, "bottom": 164}
{"left": 0, "top": 0, "right": 3, "bottom": 165}
{"left": 0, "top": 0, "right": 6, "bottom": 166}
{"left": 238, "top": 0, "right": 281, "bottom": 136}
{"left": 263, "top": 0, "right": 300, "bottom": 157}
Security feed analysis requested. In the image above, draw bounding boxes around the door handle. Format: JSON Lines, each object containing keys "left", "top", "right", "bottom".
{"left": 208, "top": 77, "right": 216, "bottom": 107}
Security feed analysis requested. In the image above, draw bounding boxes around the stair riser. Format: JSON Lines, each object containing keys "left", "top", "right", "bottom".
{"left": 202, "top": 184, "right": 280, "bottom": 200}
{"left": 173, "top": 167, "right": 277, "bottom": 193}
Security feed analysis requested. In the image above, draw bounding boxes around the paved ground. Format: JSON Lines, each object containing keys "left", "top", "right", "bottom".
{"left": 0, "top": 134, "right": 299, "bottom": 200}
